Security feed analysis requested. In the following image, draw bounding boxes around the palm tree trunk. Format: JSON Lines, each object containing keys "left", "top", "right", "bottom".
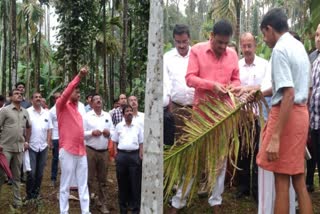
{"left": 25, "top": 14, "right": 30, "bottom": 99}
{"left": 95, "top": 40, "right": 100, "bottom": 92}
{"left": 47, "top": 4, "right": 51, "bottom": 95}
{"left": 8, "top": 0, "right": 12, "bottom": 91}
{"left": 102, "top": 0, "right": 110, "bottom": 109}
{"left": 141, "top": 0, "right": 163, "bottom": 212}
{"left": 119, "top": 0, "right": 128, "bottom": 93}
{"left": 1, "top": 0, "right": 8, "bottom": 95}
{"left": 235, "top": 1, "right": 241, "bottom": 53}
{"left": 11, "top": 0, "right": 17, "bottom": 88}
{"left": 110, "top": 0, "right": 115, "bottom": 102}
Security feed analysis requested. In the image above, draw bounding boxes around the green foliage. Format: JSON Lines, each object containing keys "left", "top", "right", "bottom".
{"left": 53, "top": 0, "right": 98, "bottom": 76}
{"left": 251, "top": 3, "right": 259, "bottom": 37}
{"left": 164, "top": 42, "right": 173, "bottom": 53}
{"left": 164, "top": 4, "right": 187, "bottom": 44}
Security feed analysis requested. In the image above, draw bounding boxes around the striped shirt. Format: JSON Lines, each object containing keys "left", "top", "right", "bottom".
{"left": 309, "top": 55, "right": 320, "bottom": 130}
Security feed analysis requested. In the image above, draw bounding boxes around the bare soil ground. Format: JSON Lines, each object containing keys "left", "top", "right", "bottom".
{"left": 1, "top": 152, "right": 320, "bottom": 214}
{"left": 0, "top": 152, "right": 119, "bottom": 214}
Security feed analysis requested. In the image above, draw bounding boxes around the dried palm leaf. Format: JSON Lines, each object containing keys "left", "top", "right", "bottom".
{"left": 164, "top": 91, "right": 267, "bottom": 205}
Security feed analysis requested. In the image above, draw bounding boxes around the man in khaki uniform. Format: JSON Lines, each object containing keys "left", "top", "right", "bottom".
{"left": 0, "top": 89, "right": 31, "bottom": 208}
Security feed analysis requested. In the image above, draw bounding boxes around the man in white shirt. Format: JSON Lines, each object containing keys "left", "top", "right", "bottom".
{"left": 26, "top": 92, "right": 53, "bottom": 200}
{"left": 164, "top": 24, "right": 194, "bottom": 139}
{"left": 235, "top": 32, "right": 268, "bottom": 201}
{"left": 84, "top": 94, "right": 113, "bottom": 214}
{"left": 127, "top": 96, "right": 144, "bottom": 129}
{"left": 112, "top": 104, "right": 143, "bottom": 214}
{"left": 49, "top": 92, "right": 61, "bottom": 187}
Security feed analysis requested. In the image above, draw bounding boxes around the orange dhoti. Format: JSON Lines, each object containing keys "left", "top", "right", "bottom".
{"left": 256, "top": 104, "right": 309, "bottom": 175}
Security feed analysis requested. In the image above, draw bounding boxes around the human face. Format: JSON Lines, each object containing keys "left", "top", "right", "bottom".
{"left": 261, "top": 26, "right": 276, "bottom": 48}
{"left": 124, "top": 107, "right": 133, "bottom": 122}
{"left": 128, "top": 96, "right": 138, "bottom": 111}
{"left": 16, "top": 84, "right": 25, "bottom": 94}
{"left": 92, "top": 95, "right": 102, "bottom": 110}
{"left": 119, "top": 94, "right": 127, "bottom": 106}
{"left": 174, "top": 33, "right": 190, "bottom": 57}
{"left": 70, "top": 88, "right": 80, "bottom": 103}
{"left": 210, "top": 33, "right": 230, "bottom": 57}
{"left": 11, "top": 90, "right": 23, "bottom": 103}
{"left": 32, "top": 93, "right": 42, "bottom": 107}
{"left": 315, "top": 24, "right": 320, "bottom": 51}
{"left": 240, "top": 35, "right": 256, "bottom": 61}
{"left": 86, "top": 95, "right": 92, "bottom": 104}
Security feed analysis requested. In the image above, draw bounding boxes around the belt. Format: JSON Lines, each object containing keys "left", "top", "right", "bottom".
{"left": 86, "top": 145, "right": 108, "bottom": 152}
{"left": 118, "top": 149, "right": 139, "bottom": 153}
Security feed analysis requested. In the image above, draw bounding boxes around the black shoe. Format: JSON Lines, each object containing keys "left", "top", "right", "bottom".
{"left": 306, "top": 185, "right": 314, "bottom": 193}
{"left": 234, "top": 190, "right": 250, "bottom": 199}
{"left": 6, "top": 179, "right": 13, "bottom": 186}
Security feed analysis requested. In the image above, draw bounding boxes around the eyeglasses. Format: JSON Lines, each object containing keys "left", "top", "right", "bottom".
{"left": 174, "top": 39, "right": 189, "bottom": 45}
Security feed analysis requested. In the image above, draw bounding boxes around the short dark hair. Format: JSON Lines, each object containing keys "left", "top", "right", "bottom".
{"left": 173, "top": 24, "right": 190, "bottom": 38}
{"left": 91, "top": 93, "right": 101, "bottom": 100}
{"left": 260, "top": 8, "right": 288, "bottom": 33}
{"left": 85, "top": 94, "right": 92, "bottom": 100}
{"left": 11, "top": 88, "right": 21, "bottom": 95}
{"left": 15, "top": 82, "right": 25, "bottom": 88}
{"left": 212, "top": 20, "right": 233, "bottom": 36}
{"left": 122, "top": 104, "right": 133, "bottom": 115}
{"left": 31, "top": 92, "right": 41, "bottom": 99}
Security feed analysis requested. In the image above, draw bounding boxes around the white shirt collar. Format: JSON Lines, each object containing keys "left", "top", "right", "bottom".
{"left": 172, "top": 47, "right": 191, "bottom": 58}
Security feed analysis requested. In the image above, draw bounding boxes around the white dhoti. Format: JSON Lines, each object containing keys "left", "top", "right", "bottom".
{"left": 172, "top": 159, "right": 227, "bottom": 208}
{"left": 258, "top": 167, "right": 296, "bottom": 214}
{"left": 59, "top": 148, "right": 90, "bottom": 214}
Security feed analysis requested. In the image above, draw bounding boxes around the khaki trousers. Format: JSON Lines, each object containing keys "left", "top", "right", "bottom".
{"left": 0, "top": 150, "right": 23, "bottom": 207}
{"left": 86, "top": 146, "right": 109, "bottom": 207}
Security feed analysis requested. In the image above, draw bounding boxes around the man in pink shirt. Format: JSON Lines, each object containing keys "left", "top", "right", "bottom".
{"left": 169, "top": 20, "right": 240, "bottom": 214}
{"left": 56, "top": 67, "right": 90, "bottom": 214}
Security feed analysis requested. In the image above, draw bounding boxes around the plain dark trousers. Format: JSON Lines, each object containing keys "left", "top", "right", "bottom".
{"left": 116, "top": 150, "right": 142, "bottom": 214}
{"left": 26, "top": 147, "right": 48, "bottom": 199}
{"left": 306, "top": 129, "right": 320, "bottom": 186}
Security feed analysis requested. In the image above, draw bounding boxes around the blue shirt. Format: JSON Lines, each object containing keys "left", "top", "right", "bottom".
{"left": 271, "top": 32, "right": 310, "bottom": 105}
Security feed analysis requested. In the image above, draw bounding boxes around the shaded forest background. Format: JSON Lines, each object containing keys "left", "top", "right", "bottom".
{"left": 0, "top": 0, "right": 149, "bottom": 109}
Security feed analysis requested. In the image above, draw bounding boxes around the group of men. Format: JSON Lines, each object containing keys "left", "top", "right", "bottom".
{"left": 165, "top": 8, "right": 316, "bottom": 214}
{"left": 0, "top": 68, "right": 145, "bottom": 214}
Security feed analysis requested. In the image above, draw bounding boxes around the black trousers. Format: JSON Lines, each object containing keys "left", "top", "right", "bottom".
{"left": 116, "top": 150, "right": 142, "bottom": 214}
{"left": 306, "top": 129, "right": 320, "bottom": 186}
{"left": 164, "top": 107, "right": 175, "bottom": 146}
{"left": 237, "top": 120, "right": 260, "bottom": 202}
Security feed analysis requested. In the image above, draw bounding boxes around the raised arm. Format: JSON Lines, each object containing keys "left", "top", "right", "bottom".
{"left": 56, "top": 67, "right": 88, "bottom": 110}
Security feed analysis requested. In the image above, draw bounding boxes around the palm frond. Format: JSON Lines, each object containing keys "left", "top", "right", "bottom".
{"left": 164, "top": 92, "right": 266, "bottom": 205}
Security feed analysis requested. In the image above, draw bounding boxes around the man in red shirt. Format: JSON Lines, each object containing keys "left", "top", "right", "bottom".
{"left": 170, "top": 20, "right": 240, "bottom": 214}
{"left": 56, "top": 67, "right": 90, "bottom": 214}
